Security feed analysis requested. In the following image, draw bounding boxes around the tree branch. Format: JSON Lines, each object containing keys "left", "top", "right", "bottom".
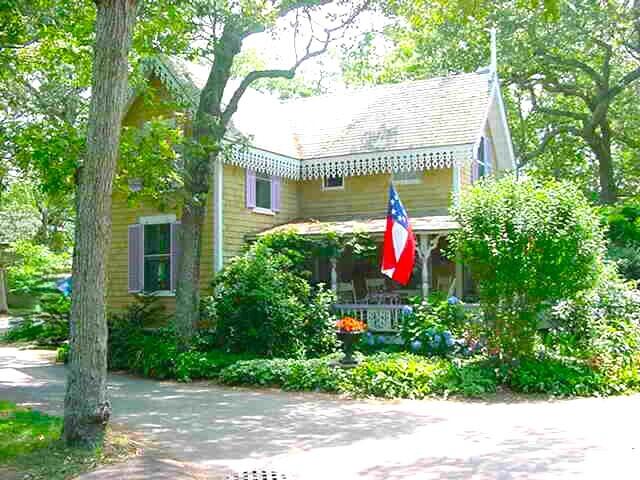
{"left": 519, "top": 125, "right": 581, "bottom": 166}
{"left": 535, "top": 49, "right": 604, "bottom": 86}
{"left": 536, "top": 107, "right": 589, "bottom": 123}
{"left": 222, "top": 0, "right": 371, "bottom": 127}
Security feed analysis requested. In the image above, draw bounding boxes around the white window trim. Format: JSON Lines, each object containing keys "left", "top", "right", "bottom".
{"left": 252, "top": 206, "right": 275, "bottom": 216}
{"left": 392, "top": 171, "right": 422, "bottom": 185}
{"left": 148, "top": 290, "right": 175, "bottom": 297}
{"left": 139, "top": 214, "right": 176, "bottom": 225}
{"left": 322, "top": 176, "right": 345, "bottom": 191}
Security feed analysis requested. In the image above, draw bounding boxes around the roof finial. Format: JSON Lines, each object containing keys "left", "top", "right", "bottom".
{"left": 490, "top": 27, "right": 498, "bottom": 75}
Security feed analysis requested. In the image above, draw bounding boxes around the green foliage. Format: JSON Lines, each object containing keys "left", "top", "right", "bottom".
{"left": 219, "top": 353, "right": 499, "bottom": 399}
{"left": 56, "top": 343, "right": 69, "bottom": 363}
{"left": 213, "top": 241, "right": 338, "bottom": 358}
{"left": 452, "top": 176, "right": 605, "bottom": 358}
{"left": 5, "top": 240, "right": 71, "bottom": 295}
{"left": 107, "top": 296, "right": 169, "bottom": 371}
{"left": 545, "top": 265, "right": 640, "bottom": 373}
{"left": 602, "top": 199, "right": 640, "bottom": 281}
{"left": 399, "top": 293, "right": 469, "bottom": 356}
{"left": 608, "top": 245, "right": 640, "bottom": 281}
{"left": 506, "top": 356, "right": 610, "bottom": 397}
{"left": 3, "top": 316, "right": 69, "bottom": 346}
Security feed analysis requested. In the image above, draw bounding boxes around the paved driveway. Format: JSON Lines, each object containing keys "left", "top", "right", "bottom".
{"left": 1, "top": 346, "right": 639, "bottom": 479}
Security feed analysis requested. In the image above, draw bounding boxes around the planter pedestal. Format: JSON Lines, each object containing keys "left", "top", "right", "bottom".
{"left": 337, "top": 331, "right": 362, "bottom": 366}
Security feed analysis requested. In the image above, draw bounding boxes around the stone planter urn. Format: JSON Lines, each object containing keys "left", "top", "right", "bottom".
{"left": 337, "top": 331, "right": 363, "bottom": 366}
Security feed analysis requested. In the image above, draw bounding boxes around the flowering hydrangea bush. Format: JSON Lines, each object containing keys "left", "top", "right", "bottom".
{"left": 399, "top": 293, "right": 472, "bottom": 357}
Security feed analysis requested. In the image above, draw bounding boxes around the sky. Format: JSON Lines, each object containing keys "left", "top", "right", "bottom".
{"left": 241, "top": 5, "right": 393, "bottom": 92}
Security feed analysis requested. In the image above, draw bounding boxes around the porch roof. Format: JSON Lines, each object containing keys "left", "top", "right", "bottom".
{"left": 255, "top": 215, "right": 459, "bottom": 237}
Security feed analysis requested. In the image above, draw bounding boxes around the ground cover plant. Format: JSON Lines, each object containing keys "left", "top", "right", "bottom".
{"left": 0, "top": 400, "right": 138, "bottom": 480}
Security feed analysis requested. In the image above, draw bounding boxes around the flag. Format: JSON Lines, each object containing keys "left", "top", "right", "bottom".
{"left": 381, "top": 184, "right": 416, "bottom": 285}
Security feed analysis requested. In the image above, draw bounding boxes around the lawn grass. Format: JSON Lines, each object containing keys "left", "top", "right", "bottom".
{"left": 0, "top": 400, "right": 141, "bottom": 480}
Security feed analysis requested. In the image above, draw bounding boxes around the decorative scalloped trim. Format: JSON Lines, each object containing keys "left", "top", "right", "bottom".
{"left": 224, "top": 145, "right": 473, "bottom": 180}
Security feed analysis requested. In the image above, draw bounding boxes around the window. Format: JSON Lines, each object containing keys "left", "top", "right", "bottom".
{"left": 323, "top": 175, "right": 344, "bottom": 190}
{"left": 255, "top": 173, "right": 272, "bottom": 210}
{"left": 474, "top": 136, "right": 494, "bottom": 182}
{"left": 144, "top": 223, "right": 171, "bottom": 292}
{"left": 246, "top": 170, "right": 280, "bottom": 213}
{"left": 392, "top": 170, "right": 421, "bottom": 184}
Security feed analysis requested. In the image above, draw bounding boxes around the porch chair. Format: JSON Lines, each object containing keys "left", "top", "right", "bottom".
{"left": 365, "top": 278, "right": 386, "bottom": 296}
{"left": 336, "top": 281, "right": 356, "bottom": 303}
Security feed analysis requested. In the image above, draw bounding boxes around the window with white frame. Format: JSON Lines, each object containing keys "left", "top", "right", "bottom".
{"left": 255, "top": 173, "right": 272, "bottom": 210}
{"left": 143, "top": 223, "right": 171, "bottom": 292}
{"left": 392, "top": 170, "right": 421, "bottom": 184}
{"left": 323, "top": 175, "right": 344, "bottom": 190}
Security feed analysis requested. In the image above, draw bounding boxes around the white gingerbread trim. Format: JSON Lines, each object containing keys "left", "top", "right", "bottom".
{"left": 224, "top": 144, "right": 474, "bottom": 181}
{"left": 227, "top": 145, "right": 301, "bottom": 180}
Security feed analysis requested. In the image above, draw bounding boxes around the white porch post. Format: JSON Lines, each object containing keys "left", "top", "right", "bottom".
{"left": 330, "top": 257, "right": 338, "bottom": 294}
{"left": 0, "top": 267, "right": 8, "bottom": 314}
{"left": 419, "top": 235, "right": 431, "bottom": 298}
{"left": 213, "top": 157, "right": 224, "bottom": 273}
{"left": 455, "top": 259, "right": 464, "bottom": 298}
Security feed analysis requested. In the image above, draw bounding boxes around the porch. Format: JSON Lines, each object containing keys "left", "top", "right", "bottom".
{"left": 258, "top": 215, "right": 470, "bottom": 333}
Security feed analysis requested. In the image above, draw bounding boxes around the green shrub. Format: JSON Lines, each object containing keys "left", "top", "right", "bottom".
{"left": 213, "top": 242, "right": 338, "bottom": 358}
{"left": 602, "top": 198, "right": 640, "bottom": 246}
{"left": 507, "top": 356, "right": 607, "bottom": 396}
{"left": 107, "top": 296, "right": 168, "bottom": 371}
{"left": 546, "top": 266, "right": 640, "bottom": 372}
{"left": 607, "top": 245, "right": 640, "bottom": 281}
{"left": 219, "top": 353, "right": 499, "bottom": 399}
{"left": 3, "top": 315, "right": 69, "bottom": 345}
{"left": 451, "top": 176, "right": 606, "bottom": 359}
{"left": 399, "top": 294, "right": 469, "bottom": 356}
{"left": 6, "top": 240, "right": 70, "bottom": 295}
{"left": 56, "top": 343, "right": 69, "bottom": 363}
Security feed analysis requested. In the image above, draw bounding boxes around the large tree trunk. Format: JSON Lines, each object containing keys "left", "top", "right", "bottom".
{"left": 173, "top": 25, "right": 242, "bottom": 347}
{"left": 595, "top": 119, "right": 617, "bottom": 204}
{"left": 63, "top": 0, "right": 136, "bottom": 446}
{"left": 174, "top": 196, "right": 206, "bottom": 346}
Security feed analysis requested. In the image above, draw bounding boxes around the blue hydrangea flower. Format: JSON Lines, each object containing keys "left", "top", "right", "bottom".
{"left": 410, "top": 339, "right": 422, "bottom": 351}
{"left": 443, "top": 331, "right": 455, "bottom": 347}
{"left": 401, "top": 305, "right": 414, "bottom": 315}
{"left": 431, "top": 334, "right": 442, "bottom": 347}
{"left": 447, "top": 296, "right": 460, "bottom": 305}
{"left": 376, "top": 335, "right": 386, "bottom": 345}
{"left": 365, "top": 331, "right": 375, "bottom": 345}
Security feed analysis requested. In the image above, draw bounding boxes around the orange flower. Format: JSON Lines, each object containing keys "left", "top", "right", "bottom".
{"left": 336, "top": 316, "right": 367, "bottom": 333}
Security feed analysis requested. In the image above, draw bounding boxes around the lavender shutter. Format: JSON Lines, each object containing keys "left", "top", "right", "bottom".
{"left": 271, "top": 176, "right": 281, "bottom": 212}
{"left": 170, "top": 222, "right": 181, "bottom": 292}
{"left": 128, "top": 224, "right": 144, "bottom": 293}
{"left": 246, "top": 169, "right": 256, "bottom": 209}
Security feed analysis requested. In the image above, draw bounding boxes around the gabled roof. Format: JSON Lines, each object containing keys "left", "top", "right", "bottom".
{"left": 153, "top": 56, "right": 492, "bottom": 161}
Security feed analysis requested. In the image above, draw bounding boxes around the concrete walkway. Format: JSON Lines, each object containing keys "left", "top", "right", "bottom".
{"left": 1, "top": 346, "right": 640, "bottom": 479}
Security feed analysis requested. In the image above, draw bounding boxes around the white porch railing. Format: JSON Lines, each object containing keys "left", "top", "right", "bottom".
{"left": 334, "top": 304, "right": 410, "bottom": 333}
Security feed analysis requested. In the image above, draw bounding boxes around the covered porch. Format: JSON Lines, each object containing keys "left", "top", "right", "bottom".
{"left": 259, "top": 215, "right": 469, "bottom": 333}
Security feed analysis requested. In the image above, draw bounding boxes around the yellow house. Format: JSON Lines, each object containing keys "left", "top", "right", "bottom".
{"left": 110, "top": 56, "right": 515, "bottom": 330}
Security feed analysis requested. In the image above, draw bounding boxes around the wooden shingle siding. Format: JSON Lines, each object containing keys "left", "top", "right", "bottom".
{"left": 299, "top": 168, "right": 453, "bottom": 220}
{"left": 222, "top": 164, "right": 299, "bottom": 262}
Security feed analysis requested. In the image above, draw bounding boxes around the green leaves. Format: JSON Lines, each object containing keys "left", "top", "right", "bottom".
{"left": 451, "top": 175, "right": 606, "bottom": 358}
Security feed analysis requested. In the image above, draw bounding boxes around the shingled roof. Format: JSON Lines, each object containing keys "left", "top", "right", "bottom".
{"left": 158, "top": 56, "right": 492, "bottom": 161}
